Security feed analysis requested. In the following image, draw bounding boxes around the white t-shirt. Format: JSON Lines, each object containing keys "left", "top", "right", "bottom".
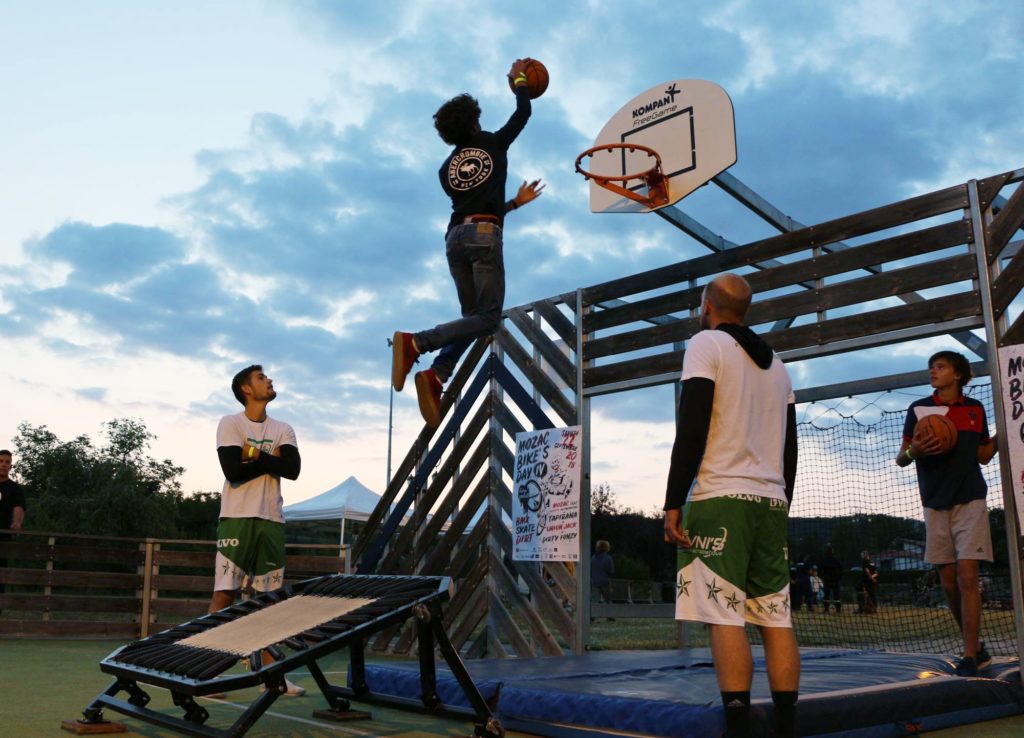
{"left": 216, "top": 412, "right": 297, "bottom": 522}
{"left": 682, "top": 329, "right": 794, "bottom": 502}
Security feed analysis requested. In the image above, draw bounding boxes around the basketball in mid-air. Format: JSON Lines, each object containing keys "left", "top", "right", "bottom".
{"left": 509, "top": 58, "right": 549, "bottom": 99}
{"left": 917, "top": 414, "right": 958, "bottom": 454}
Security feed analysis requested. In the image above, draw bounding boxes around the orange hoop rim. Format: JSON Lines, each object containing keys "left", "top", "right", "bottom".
{"left": 574, "top": 143, "right": 670, "bottom": 208}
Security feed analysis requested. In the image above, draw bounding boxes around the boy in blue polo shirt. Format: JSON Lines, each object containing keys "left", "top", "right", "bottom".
{"left": 896, "top": 351, "right": 998, "bottom": 676}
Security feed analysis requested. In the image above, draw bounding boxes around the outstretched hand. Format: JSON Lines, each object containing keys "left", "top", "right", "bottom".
{"left": 513, "top": 179, "right": 545, "bottom": 208}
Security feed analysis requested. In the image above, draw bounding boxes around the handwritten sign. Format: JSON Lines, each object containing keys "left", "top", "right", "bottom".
{"left": 511, "top": 426, "right": 582, "bottom": 561}
{"left": 996, "top": 344, "right": 1024, "bottom": 531}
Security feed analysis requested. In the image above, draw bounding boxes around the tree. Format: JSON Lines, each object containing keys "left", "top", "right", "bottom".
{"left": 13, "top": 419, "right": 190, "bottom": 538}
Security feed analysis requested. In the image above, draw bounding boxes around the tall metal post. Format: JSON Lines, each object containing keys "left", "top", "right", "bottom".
{"left": 574, "top": 288, "right": 592, "bottom": 654}
{"left": 967, "top": 179, "right": 1024, "bottom": 665}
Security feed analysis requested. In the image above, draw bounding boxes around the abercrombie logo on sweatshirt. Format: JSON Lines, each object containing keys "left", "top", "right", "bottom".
{"left": 448, "top": 148, "right": 493, "bottom": 190}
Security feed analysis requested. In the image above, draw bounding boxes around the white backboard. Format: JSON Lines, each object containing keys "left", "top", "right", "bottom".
{"left": 586, "top": 79, "right": 736, "bottom": 213}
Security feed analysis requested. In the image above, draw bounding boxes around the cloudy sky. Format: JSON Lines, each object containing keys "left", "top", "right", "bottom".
{"left": 1, "top": 1, "right": 1021, "bottom": 512}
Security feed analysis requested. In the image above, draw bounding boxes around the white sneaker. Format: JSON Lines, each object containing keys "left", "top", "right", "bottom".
{"left": 260, "top": 679, "right": 306, "bottom": 697}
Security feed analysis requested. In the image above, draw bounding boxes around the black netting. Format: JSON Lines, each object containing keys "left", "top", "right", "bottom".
{"left": 783, "top": 382, "right": 1017, "bottom": 656}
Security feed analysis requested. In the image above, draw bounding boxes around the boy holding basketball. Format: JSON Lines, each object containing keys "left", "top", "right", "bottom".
{"left": 391, "top": 58, "right": 544, "bottom": 427}
{"left": 896, "top": 351, "right": 998, "bottom": 676}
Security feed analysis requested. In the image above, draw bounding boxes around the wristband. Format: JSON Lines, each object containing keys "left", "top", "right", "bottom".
{"left": 507, "top": 199, "right": 518, "bottom": 211}
{"left": 514, "top": 73, "right": 528, "bottom": 85}
{"left": 905, "top": 447, "right": 914, "bottom": 461}
{"left": 247, "top": 446, "right": 255, "bottom": 459}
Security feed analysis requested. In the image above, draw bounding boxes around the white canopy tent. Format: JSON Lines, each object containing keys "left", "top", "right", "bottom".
{"left": 282, "top": 476, "right": 382, "bottom": 544}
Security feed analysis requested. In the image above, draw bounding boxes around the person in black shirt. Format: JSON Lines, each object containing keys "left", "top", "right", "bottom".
{"left": 857, "top": 551, "right": 879, "bottom": 615}
{"left": 392, "top": 58, "right": 544, "bottom": 427}
{"left": 0, "top": 449, "right": 27, "bottom": 611}
{"left": 820, "top": 546, "right": 843, "bottom": 614}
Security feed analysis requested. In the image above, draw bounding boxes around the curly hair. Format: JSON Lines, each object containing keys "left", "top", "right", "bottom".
{"left": 433, "top": 94, "right": 481, "bottom": 146}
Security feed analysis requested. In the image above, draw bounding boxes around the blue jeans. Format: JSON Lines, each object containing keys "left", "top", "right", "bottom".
{"left": 415, "top": 222, "right": 505, "bottom": 382}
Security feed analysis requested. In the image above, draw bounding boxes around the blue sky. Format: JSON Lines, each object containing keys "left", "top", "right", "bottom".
{"left": 1, "top": 1, "right": 1021, "bottom": 511}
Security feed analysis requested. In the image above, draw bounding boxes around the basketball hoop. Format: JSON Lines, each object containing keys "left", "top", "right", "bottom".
{"left": 575, "top": 143, "right": 670, "bottom": 209}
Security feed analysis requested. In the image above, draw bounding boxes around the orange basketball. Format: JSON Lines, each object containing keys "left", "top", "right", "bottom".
{"left": 917, "top": 414, "right": 958, "bottom": 453}
{"left": 508, "top": 58, "right": 549, "bottom": 99}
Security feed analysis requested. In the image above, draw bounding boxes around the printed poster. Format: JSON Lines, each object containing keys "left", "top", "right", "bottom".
{"left": 996, "top": 344, "right": 1024, "bottom": 531}
{"left": 512, "top": 426, "right": 582, "bottom": 561}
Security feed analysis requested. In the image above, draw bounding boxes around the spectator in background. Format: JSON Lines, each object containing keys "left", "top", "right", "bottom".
{"left": 591, "top": 540, "right": 614, "bottom": 607}
{"left": 0, "top": 449, "right": 27, "bottom": 614}
{"left": 858, "top": 551, "right": 879, "bottom": 615}
{"left": 820, "top": 546, "right": 843, "bottom": 614}
{"left": 808, "top": 566, "right": 823, "bottom": 612}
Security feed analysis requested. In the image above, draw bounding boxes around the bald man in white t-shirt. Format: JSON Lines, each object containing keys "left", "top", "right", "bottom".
{"left": 663, "top": 273, "right": 799, "bottom": 738}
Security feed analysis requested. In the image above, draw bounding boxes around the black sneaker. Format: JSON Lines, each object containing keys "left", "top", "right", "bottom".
{"left": 955, "top": 655, "right": 977, "bottom": 677}
{"left": 976, "top": 642, "right": 992, "bottom": 669}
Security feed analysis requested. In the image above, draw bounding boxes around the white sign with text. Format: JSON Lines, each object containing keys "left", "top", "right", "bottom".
{"left": 511, "top": 426, "right": 582, "bottom": 562}
{"left": 996, "top": 344, "right": 1024, "bottom": 530}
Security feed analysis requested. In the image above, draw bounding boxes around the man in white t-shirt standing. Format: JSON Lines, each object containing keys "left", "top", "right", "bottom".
{"left": 209, "top": 364, "right": 304, "bottom": 696}
{"left": 663, "top": 273, "right": 799, "bottom": 738}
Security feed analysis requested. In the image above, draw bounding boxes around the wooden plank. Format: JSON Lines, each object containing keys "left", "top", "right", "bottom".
{"left": 1001, "top": 309, "right": 1024, "bottom": 347}
{"left": 583, "top": 349, "right": 683, "bottom": 389}
{"left": 490, "top": 548, "right": 564, "bottom": 656}
{"left": 488, "top": 589, "right": 538, "bottom": 658}
{"left": 447, "top": 578, "right": 488, "bottom": 653}
{"left": 446, "top": 506, "right": 490, "bottom": 581}
{"left": 151, "top": 573, "right": 214, "bottom": 591}
{"left": 351, "top": 338, "right": 490, "bottom": 565}
{"left": 585, "top": 250, "right": 977, "bottom": 362}
{"left": 377, "top": 402, "right": 491, "bottom": 573}
{"left": 495, "top": 327, "right": 577, "bottom": 424}
{"left": 0, "top": 568, "right": 140, "bottom": 589}
{"left": 153, "top": 550, "right": 214, "bottom": 567}
{"left": 987, "top": 179, "right": 1024, "bottom": 261}
{"left": 149, "top": 599, "right": 210, "bottom": 618}
{"left": 506, "top": 307, "right": 577, "bottom": 391}
{"left": 0, "top": 594, "right": 139, "bottom": 613}
{"left": 582, "top": 184, "right": 968, "bottom": 304}
{"left": 768, "top": 292, "right": 981, "bottom": 352}
{"left": 0, "top": 541, "right": 144, "bottom": 567}
{"left": 0, "top": 620, "right": 138, "bottom": 638}
{"left": 992, "top": 247, "right": 1024, "bottom": 319}
{"left": 584, "top": 292, "right": 982, "bottom": 389}
{"left": 422, "top": 476, "right": 491, "bottom": 577}
{"left": 491, "top": 516, "right": 575, "bottom": 642}
{"left": 412, "top": 443, "right": 490, "bottom": 572}
{"left": 532, "top": 299, "right": 577, "bottom": 350}
{"left": 749, "top": 254, "right": 977, "bottom": 326}
{"left": 977, "top": 170, "right": 1014, "bottom": 212}
{"left": 585, "top": 219, "right": 971, "bottom": 333}
{"left": 284, "top": 555, "right": 344, "bottom": 573}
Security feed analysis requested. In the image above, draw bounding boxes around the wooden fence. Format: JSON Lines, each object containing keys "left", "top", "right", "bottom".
{"left": 0, "top": 529, "right": 347, "bottom": 639}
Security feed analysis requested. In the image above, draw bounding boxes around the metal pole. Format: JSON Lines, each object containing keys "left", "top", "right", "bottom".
{"left": 967, "top": 178, "right": 1024, "bottom": 665}
{"left": 575, "top": 288, "right": 591, "bottom": 654}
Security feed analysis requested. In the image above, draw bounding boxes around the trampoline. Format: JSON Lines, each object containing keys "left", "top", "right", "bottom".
{"left": 360, "top": 647, "right": 1024, "bottom": 737}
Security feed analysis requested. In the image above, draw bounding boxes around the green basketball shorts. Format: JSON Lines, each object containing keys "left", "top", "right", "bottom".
{"left": 675, "top": 494, "right": 792, "bottom": 628}
{"left": 214, "top": 517, "right": 286, "bottom": 593}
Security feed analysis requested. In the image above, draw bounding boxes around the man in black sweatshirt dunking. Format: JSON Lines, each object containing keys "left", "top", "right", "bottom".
{"left": 391, "top": 58, "right": 543, "bottom": 427}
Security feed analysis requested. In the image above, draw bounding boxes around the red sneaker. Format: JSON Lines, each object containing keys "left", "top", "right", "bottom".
{"left": 415, "top": 369, "right": 443, "bottom": 428}
{"left": 391, "top": 331, "right": 419, "bottom": 392}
